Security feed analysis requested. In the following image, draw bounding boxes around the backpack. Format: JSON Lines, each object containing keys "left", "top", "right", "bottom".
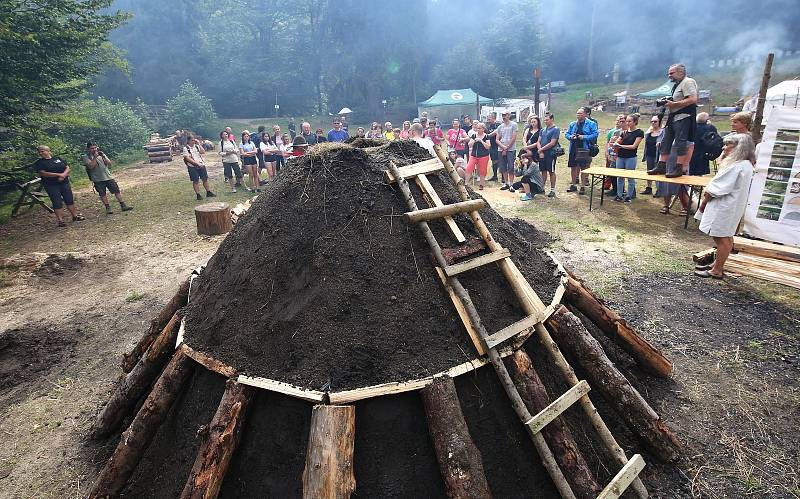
{"left": 702, "top": 129, "right": 724, "bottom": 161}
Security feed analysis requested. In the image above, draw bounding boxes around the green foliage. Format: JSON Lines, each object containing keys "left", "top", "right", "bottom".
{"left": 164, "top": 82, "right": 218, "bottom": 138}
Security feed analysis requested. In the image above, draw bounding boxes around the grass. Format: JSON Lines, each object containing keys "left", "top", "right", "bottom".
{"left": 125, "top": 290, "right": 144, "bottom": 303}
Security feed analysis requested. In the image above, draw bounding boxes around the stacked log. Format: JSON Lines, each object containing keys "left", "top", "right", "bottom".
{"left": 144, "top": 133, "right": 176, "bottom": 163}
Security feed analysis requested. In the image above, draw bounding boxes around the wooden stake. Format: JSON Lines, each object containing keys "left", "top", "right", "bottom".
{"left": 302, "top": 405, "right": 356, "bottom": 499}
{"left": 507, "top": 350, "right": 601, "bottom": 499}
{"left": 564, "top": 275, "right": 673, "bottom": 377}
{"left": 122, "top": 278, "right": 191, "bottom": 372}
{"left": 89, "top": 349, "right": 195, "bottom": 498}
{"left": 752, "top": 53, "right": 774, "bottom": 144}
{"left": 420, "top": 376, "right": 492, "bottom": 498}
{"left": 403, "top": 199, "right": 486, "bottom": 224}
{"left": 546, "top": 306, "right": 682, "bottom": 462}
{"left": 180, "top": 379, "right": 255, "bottom": 499}
{"left": 92, "top": 313, "right": 181, "bottom": 439}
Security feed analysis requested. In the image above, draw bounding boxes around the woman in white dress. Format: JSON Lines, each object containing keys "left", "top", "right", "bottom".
{"left": 694, "top": 133, "right": 755, "bottom": 278}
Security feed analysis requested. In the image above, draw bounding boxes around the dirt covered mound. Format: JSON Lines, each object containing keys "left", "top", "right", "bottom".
{"left": 184, "top": 140, "right": 559, "bottom": 391}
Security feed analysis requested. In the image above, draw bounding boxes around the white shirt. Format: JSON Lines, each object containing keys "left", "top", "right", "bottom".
{"left": 696, "top": 160, "right": 754, "bottom": 237}
{"left": 182, "top": 144, "right": 204, "bottom": 166}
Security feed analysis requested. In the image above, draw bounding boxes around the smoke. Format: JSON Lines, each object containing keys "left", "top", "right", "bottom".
{"left": 726, "top": 24, "right": 789, "bottom": 96}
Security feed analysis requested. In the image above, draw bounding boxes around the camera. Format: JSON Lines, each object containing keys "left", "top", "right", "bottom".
{"left": 655, "top": 96, "right": 673, "bottom": 107}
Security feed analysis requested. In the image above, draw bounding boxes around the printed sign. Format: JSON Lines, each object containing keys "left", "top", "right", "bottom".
{"left": 450, "top": 92, "right": 464, "bottom": 101}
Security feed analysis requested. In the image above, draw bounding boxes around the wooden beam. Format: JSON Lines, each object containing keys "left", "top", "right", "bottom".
{"left": 526, "top": 380, "right": 591, "bottom": 435}
{"left": 383, "top": 158, "right": 442, "bottom": 183}
{"left": 435, "top": 267, "right": 486, "bottom": 355}
{"left": 237, "top": 375, "right": 325, "bottom": 403}
{"left": 733, "top": 236, "right": 800, "bottom": 263}
{"left": 403, "top": 199, "right": 486, "bottom": 224}
{"left": 302, "top": 405, "right": 356, "bottom": 499}
{"left": 751, "top": 53, "right": 774, "bottom": 143}
{"left": 182, "top": 344, "right": 237, "bottom": 377}
{"left": 415, "top": 173, "right": 466, "bottom": 243}
{"left": 597, "top": 454, "right": 646, "bottom": 499}
{"left": 486, "top": 313, "right": 539, "bottom": 350}
{"left": 443, "top": 248, "right": 511, "bottom": 277}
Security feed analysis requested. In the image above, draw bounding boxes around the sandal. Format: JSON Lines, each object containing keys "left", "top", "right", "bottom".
{"left": 679, "top": 209, "right": 688, "bottom": 217}
{"left": 659, "top": 206, "right": 669, "bottom": 214}
{"left": 694, "top": 269, "right": 724, "bottom": 279}
{"left": 694, "top": 262, "right": 714, "bottom": 271}
{"left": 478, "top": 185, "right": 484, "bottom": 190}
{"left": 72, "top": 214, "right": 86, "bottom": 221}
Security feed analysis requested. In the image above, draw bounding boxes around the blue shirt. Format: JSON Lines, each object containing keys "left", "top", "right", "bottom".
{"left": 327, "top": 129, "right": 349, "bottom": 142}
{"left": 565, "top": 119, "right": 598, "bottom": 149}
{"left": 539, "top": 126, "right": 560, "bottom": 157}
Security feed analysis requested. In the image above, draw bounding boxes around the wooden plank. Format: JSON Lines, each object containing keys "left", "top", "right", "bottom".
{"left": 486, "top": 313, "right": 540, "bottom": 349}
{"left": 724, "top": 260, "right": 800, "bottom": 289}
{"left": 525, "top": 380, "right": 591, "bottom": 434}
{"left": 383, "top": 158, "right": 442, "bottom": 183}
{"left": 597, "top": 454, "right": 646, "bottom": 499}
{"left": 435, "top": 267, "right": 486, "bottom": 355}
{"left": 415, "top": 174, "right": 466, "bottom": 243}
{"left": 583, "top": 166, "right": 710, "bottom": 187}
{"left": 729, "top": 253, "right": 800, "bottom": 277}
{"left": 404, "top": 199, "right": 486, "bottom": 224}
{"left": 236, "top": 375, "right": 325, "bottom": 403}
{"left": 444, "top": 248, "right": 511, "bottom": 277}
{"left": 181, "top": 344, "right": 237, "bottom": 377}
{"left": 733, "top": 236, "right": 800, "bottom": 263}
{"left": 175, "top": 317, "right": 186, "bottom": 347}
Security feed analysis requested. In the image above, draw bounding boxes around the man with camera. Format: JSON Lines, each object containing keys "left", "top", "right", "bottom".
{"left": 82, "top": 143, "right": 133, "bottom": 214}
{"left": 564, "top": 107, "right": 599, "bottom": 194}
{"left": 648, "top": 63, "right": 698, "bottom": 178}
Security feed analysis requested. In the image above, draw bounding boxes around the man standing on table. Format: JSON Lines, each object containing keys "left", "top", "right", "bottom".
{"left": 496, "top": 111, "right": 518, "bottom": 192}
{"left": 648, "top": 63, "right": 698, "bottom": 178}
{"left": 82, "top": 143, "right": 133, "bottom": 214}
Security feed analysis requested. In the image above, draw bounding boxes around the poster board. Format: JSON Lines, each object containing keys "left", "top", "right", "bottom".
{"left": 742, "top": 106, "right": 800, "bottom": 247}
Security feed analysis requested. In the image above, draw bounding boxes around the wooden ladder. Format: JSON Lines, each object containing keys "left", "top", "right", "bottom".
{"left": 387, "top": 148, "right": 648, "bottom": 499}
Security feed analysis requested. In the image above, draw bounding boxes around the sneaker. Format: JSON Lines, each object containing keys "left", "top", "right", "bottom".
{"left": 196, "top": 193, "right": 203, "bottom": 200}
{"left": 500, "top": 184, "right": 509, "bottom": 190}
{"left": 255, "top": 189, "right": 261, "bottom": 193}
{"left": 72, "top": 214, "right": 85, "bottom": 221}
{"left": 234, "top": 181, "right": 242, "bottom": 187}
{"left": 641, "top": 187, "right": 653, "bottom": 195}
{"left": 547, "top": 190, "right": 556, "bottom": 198}
{"left": 624, "top": 197, "right": 632, "bottom": 203}
{"left": 246, "top": 187, "right": 253, "bottom": 192}
{"left": 206, "top": 191, "right": 216, "bottom": 198}
{"left": 578, "top": 186, "right": 586, "bottom": 195}
{"left": 508, "top": 185, "right": 516, "bottom": 193}
{"left": 488, "top": 176, "right": 498, "bottom": 182}
{"left": 232, "top": 188, "right": 237, "bottom": 193}
{"left": 613, "top": 196, "right": 624, "bottom": 202}
{"left": 120, "top": 205, "right": 133, "bottom": 212}
{"left": 105, "top": 206, "right": 113, "bottom": 215}
{"left": 520, "top": 193, "right": 535, "bottom": 201}
{"left": 566, "top": 184, "right": 577, "bottom": 192}
{"left": 57, "top": 220, "right": 67, "bottom": 227}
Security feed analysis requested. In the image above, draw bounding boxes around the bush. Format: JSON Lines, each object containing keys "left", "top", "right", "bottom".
{"left": 164, "top": 81, "right": 218, "bottom": 139}
{"left": 85, "top": 98, "right": 150, "bottom": 157}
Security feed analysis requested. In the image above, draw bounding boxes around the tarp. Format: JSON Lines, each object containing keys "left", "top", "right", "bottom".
{"left": 418, "top": 88, "right": 492, "bottom": 107}
{"left": 638, "top": 81, "right": 673, "bottom": 98}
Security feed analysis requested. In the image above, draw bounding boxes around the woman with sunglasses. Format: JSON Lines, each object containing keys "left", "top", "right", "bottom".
{"left": 641, "top": 116, "right": 661, "bottom": 195}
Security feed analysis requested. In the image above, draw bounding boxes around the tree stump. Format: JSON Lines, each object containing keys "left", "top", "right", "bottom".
{"left": 302, "top": 405, "right": 356, "bottom": 499}
{"left": 195, "top": 202, "right": 232, "bottom": 236}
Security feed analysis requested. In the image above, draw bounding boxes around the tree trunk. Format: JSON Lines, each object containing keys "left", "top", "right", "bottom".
{"left": 92, "top": 313, "right": 181, "bottom": 439}
{"left": 564, "top": 275, "right": 673, "bottom": 377}
{"left": 89, "top": 350, "right": 195, "bottom": 498}
{"left": 546, "top": 306, "right": 682, "bottom": 462}
{"left": 506, "top": 351, "right": 600, "bottom": 499}
{"left": 195, "top": 202, "right": 232, "bottom": 236}
{"left": 302, "top": 405, "right": 356, "bottom": 499}
{"left": 420, "top": 376, "right": 492, "bottom": 499}
{"left": 122, "top": 277, "right": 190, "bottom": 372}
{"left": 180, "top": 379, "right": 255, "bottom": 499}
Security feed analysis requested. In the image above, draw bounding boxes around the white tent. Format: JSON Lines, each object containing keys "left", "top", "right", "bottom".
{"left": 480, "top": 98, "right": 542, "bottom": 122}
{"left": 763, "top": 80, "right": 800, "bottom": 124}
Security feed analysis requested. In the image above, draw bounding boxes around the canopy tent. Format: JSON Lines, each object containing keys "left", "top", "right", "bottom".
{"left": 763, "top": 79, "right": 800, "bottom": 124}
{"left": 637, "top": 81, "right": 673, "bottom": 98}
{"left": 418, "top": 88, "right": 492, "bottom": 123}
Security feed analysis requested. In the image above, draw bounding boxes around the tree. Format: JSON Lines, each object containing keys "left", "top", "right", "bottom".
{"left": 164, "top": 81, "right": 218, "bottom": 137}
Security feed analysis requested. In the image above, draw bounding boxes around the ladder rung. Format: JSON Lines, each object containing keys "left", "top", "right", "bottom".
{"left": 485, "top": 312, "right": 539, "bottom": 349}
{"left": 525, "top": 380, "right": 590, "bottom": 434}
{"left": 444, "top": 248, "right": 511, "bottom": 277}
{"left": 415, "top": 174, "right": 466, "bottom": 243}
{"left": 597, "top": 454, "right": 646, "bottom": 499}
{"left": 403, "top": 199, "right": 486, "bottom": 224}
{"left": 384, "top": 158, "right": 442, "bottom": 183}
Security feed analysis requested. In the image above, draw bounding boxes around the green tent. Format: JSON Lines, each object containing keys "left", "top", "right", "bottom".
{"left": 417, "top": 88, "right": 492, "bottom": 122}
{"left": 638, "top": 81, "right": 673, "bottom": 98}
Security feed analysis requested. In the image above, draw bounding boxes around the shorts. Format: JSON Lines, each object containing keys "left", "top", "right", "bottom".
{"left": 465, "top": 155, "right": 490, "bottom": 178}
{"left": 568, "top": 146, "right": 591, "bottom": 169}
{"left": 538, "top": 154, "right": 555, "bottom": 172}
{"left": 187, "top": 165, "right": 208, "bottom": 182}
{"left": 93, "top": 179, "right": 120, "bottom": 197}
{"left": 223, "top": 161, "right": 242, "bottom": 180}
{"left": 497, "top": 151, "right": 516, "bottom": 173}
{"left": 43, "top": 181, "right": 74, "bottom": 209}
{"left": 242, "top": 156, "right": 257, "bottom": 166}
{"left": 490, "top": 148, "right": 499, "bottom": 161}
{"left": 265, "top": 154, "right": 279, "bottom": 163}
{"left": 661, "top": 117, "right": 695, "bottom": 156}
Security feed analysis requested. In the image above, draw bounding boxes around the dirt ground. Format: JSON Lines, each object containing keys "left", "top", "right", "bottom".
{"left": 0, "top": 149, "right": 798, "bottom": 497}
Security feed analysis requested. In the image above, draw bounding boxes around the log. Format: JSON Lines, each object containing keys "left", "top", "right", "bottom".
{"left": 148, "top": 151, "right": 172, "bottom": 158}
{"left": 180, "top": 379, "right": 255, "bottom": 499}
{"left": 441, "top": 237, "right": 487, "bottom": 265}
{"left": 420, "top": 376, "right": 492, "bottom": 499}
{"left": 692, "top": 247, "right": 715, "bottom": 265}
{"left": 403, "top": 199, "right": 486, "bottom": 224}
{"left": 144, "top": 145, "right": 171, "bottom": 152}
{"left": 546, "top": 306, "right": 682, "bottom": 462}
{"left": 507, "top": 350, "right": 600, "bottom": 499}
{"left": 302, "top": 405, "right": 356, "bottom": 499}
{"left": 564, "top": 275, "right": 673, "bottom": 377}
{"left": 89, "top": 350, "right": 195, "bottom": 498}
{"left": 122, "top": 277, "right": 191, "bottom": 372}
{"left": 195, "top": 202, "right": 232, "bottom": 236}
{"left": 92, "top": 313, "right": 181, "bottom": 439}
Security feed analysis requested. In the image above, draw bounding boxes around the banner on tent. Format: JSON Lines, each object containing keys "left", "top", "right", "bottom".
{"left": 742, "top": 106, "right": 800, "bottom": 247}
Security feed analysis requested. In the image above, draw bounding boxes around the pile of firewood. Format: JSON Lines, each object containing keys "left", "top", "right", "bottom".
{"left": 143, "top": 133, "right": 176, "bottom": 164}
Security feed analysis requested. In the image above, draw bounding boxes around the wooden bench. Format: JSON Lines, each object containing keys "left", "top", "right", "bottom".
{"left": 11, "top": 178, "right": 54, "bottom": 216}
{"left": 583, "top": 166, "right": 711, "bottom": 229}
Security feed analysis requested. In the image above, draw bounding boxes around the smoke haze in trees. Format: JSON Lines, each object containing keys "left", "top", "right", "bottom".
{"left": 93, "top": 0, "right": 800, "bottom": 117}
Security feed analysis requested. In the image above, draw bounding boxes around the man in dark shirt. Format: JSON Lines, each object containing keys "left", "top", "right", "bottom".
{"left": 689, "top": 112, "right": 717, "bottom": 176}
{"left": 301, "top": 122, "right": 318, "bottom": 145}
{"left": 33, "top": 145, "right": 85, "bottom": 227}
{"left": 287, "top": 117, "right": 297, "bottom": 139}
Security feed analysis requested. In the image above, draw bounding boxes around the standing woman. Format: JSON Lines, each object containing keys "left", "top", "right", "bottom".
{"left": 219, "top": 131, "right": 242, "bottom": 193}
{"left": 33, "top": 145, "right": 85, "bottom": 226}
{"left": 239, "top": 131, "right": 260, "bottom": 192}
{"left": 447, "top": 119, "right": 468, "bottom": 158}
{"left": 694, "top": 133, "right": 755, "bottom": 279}
{"left": 399, "top": 121, "right": 412, "bottom": 139}
{"left": 465, "top": 122, "right": 491, "bottom": 190}
{"left": 613, "top": 114, "right": 644, "bottom": 203}
{"left": 520, "top": 115, "right": 541, "bottom": 162}
{"left": 523, "top": 115, "right": 538, "bottom": 145}
{"left": 259, "top": 131, "right": 279, "bottom": 182}
{"left": 641, "top": 116, "right": 661, "bottom": 195}
{"left": 272, "top": 125, "right": 286, "bottom": 174}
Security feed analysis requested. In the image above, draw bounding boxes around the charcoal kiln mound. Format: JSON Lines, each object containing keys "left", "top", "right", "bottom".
{"left": 90, "top": 141, "right": 684, "bottom": 498}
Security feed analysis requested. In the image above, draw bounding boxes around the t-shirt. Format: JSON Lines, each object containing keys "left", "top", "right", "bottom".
{"left": 219, "top": 140, "right": 239, "bottom": 163}
{"left": 616, "top": 128, "right": 644, "bottom": 158}
{"left": 496, "top": 121, "right": 517, "bottom": 151}
{"left": 485, "top": 121, "right": 500, "bottom": 152}
{"left": 447, "top": 128, "right": 467, "bottom": 151}
{"left": 34, "top": 157, "right": 68, "bottom": 186}
{"left": 669, "top": 77, "right": 698, "bottom": 122}
{"left": 327, "top": 129, "right": 348, "bottom": 142}
{"left": 302, "top": 132, "right": 318, "bottom": 145}
{"left": 425, "top": 128, "right": 444, "bottom": 145}
{"left": 470, "top": 134, "right": 490, "bottom": 157}
{"left": 238, "top": 142, "right": 256, "bottom": 157}
{"left": 82, "top": 154, "right": 113, "bottom": 182}
{"left": 183, "top": 144, "right": 205, "bottom": 166}
{"left": 539, "top": 126, "right": 560, "bottom": 157}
